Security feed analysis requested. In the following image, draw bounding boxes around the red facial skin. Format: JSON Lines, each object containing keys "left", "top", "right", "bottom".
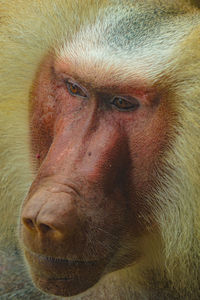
{"left": 20, "top": 55, "right": 172, "bottom": 297}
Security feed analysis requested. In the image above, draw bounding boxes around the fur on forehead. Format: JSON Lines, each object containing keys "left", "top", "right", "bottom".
{"left": 56, "top": 4, "right": 198, "bottom": 87}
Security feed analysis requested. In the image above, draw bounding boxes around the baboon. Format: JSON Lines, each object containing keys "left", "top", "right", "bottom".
{"left": 0, "top": 1, "right": 200, "bottom": 299}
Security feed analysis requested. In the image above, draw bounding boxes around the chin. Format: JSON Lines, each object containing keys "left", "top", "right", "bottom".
{"left": 32, "top": 274, "right": 99, "bottom": 297}
{"left": 24, "top": 249, "right": 109, "bottom": 297}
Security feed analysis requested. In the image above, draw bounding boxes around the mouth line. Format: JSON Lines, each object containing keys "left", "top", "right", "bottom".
{"left": 46, "top": 277, "right": 74, "bottom": 281}
{"left": 25, "top": 248, "right": 98, "bottom": 266}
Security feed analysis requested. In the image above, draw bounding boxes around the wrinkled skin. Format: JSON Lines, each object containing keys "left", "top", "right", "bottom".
{"left": 1, "top": 1, "right": 200, "bottom": 299}
{"left": 21, "top": 51, "right": 169, "bottom": 296}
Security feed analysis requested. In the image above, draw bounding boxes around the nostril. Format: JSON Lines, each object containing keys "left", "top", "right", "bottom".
{"left": 23, "top": 218, "right": 53, "bottom": 233}
{"left": 38, "top": 223, "right": 52, "bottom": 233}
{"left": 23, "top": 218, "right": 35, "bottom": 230}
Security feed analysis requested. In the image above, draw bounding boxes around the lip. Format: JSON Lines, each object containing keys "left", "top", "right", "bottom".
{"left": 26, "top": 249, "right": 99, "bottom": 267}
{"left": 24, "top": 248, "right": 109, "bottom": 296}
{"left": 24, "top": 248, "right": 110, "bottom": 277}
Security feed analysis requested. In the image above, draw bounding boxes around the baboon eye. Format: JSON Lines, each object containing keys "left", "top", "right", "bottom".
{"left": 66, "top": 81, "right": 88, "bottom": 98}
{"left": 111, "top": 96, "right": 139, "bottom": 111}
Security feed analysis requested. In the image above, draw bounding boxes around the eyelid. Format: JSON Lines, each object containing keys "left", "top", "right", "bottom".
{"left": 115, "top": 95, "right": 139, "bottom": 103}
{"left": 111, "top": 95, "right": 140, "bottom": 105}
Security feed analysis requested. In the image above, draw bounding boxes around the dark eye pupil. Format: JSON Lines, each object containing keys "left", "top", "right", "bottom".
{"left": 69, "top": 83, "right": 78, "bottom": 94}
{"left": 117, "top": 98, "right": 123, "bottom": 105}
